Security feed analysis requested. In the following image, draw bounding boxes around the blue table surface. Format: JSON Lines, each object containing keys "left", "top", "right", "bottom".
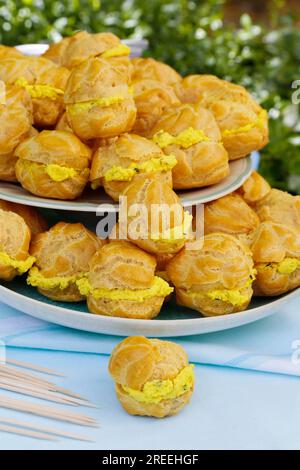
{"left": 0, "top": 345, "right": 300, "bottom": 450}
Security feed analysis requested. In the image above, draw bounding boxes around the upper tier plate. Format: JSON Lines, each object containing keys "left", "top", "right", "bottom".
{"left": 3, "top": 43, "right": 252, "bottom": 212}
{"left": 0, "top": 157, "right": 252, "bottom": 212}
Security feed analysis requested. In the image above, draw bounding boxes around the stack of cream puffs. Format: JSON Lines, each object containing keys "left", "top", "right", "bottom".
{"left": 0, "top": 30, "right": 299, "bottom": 323}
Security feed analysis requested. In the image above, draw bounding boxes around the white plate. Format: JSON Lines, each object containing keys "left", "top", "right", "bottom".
{"left": 0, "top": 279, "right": 298, "bottom": 337}
{"left": 0, "top": 156, "right": 252, "bottom": 212}
{"left": 16, "top": 40, "right": 149, "bottom": 58}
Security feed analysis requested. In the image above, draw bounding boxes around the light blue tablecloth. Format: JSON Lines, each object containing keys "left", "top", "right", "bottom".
{"left": 0, "top": 293, "right": 300, "bottom": 450}
{"left": 1, "top": 294, "right": 300, "bottom": 377}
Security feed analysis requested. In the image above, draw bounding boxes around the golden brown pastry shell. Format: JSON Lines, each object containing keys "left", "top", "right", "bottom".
{"left": 109, "top": 336, "right": 193, "bottom": 418}
{"left": 90, "top": 133, "right": 173, "bottom": 201}
{"left": 150, "top": 104, "right": 229, "bottom": 189}
{"left": 0, "top": 209, "right": 32, "bottom": 281}
{"left": 131, "top": 58, "right": 181, "bottom": 86}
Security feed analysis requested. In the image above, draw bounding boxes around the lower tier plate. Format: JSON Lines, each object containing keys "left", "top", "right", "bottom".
{"left": 0, "top": 279, "right": 298, "bottom": 337}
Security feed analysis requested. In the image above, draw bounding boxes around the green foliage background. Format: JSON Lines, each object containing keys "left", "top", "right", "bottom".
{"left": 0, "top": 0, "right": 299, "bottom": 193}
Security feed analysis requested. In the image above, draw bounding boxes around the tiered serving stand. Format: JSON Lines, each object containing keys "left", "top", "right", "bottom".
{"left": 0, "top": 44, "right": 298, "bottom": 337}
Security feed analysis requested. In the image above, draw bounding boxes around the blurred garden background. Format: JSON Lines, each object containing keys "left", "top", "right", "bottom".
{"left": 0, "top": 0, "right": 299, "bottom": 193}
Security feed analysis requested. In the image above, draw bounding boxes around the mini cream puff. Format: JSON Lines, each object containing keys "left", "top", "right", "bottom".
{"left": 204, "top": 193, "right": 260, "bottom": 243}
{"left": 90, "top": 133, "right": 176, "bottom": 201}
{"left": 176, "top": 75, "right": 269, "bottom": 160}
{"left": 149, "top": 103, "right": 229, "bottom": 189}
{"left": 0, "top": 45, "right": 23, "bottom": 60}
{"left": 0, "top": 84, "right": 33, "bottom": 182}
{"left": 250, "top": 221, "right": 300, "bottom": 296}
{"left": 132, "top": 79, "right": 180, "bottom": 136}
{"left": 64, "top": 57, "right": 136, "bottom": 140}
{"left": 166, "top": 233, "right": 256, "bottom": 316}
{"left": 131, "top": 58, "right": 181, "bottom": 86}
{"left": 122, "top": 176, "right": 193, "bottom": 255}
{"left": 0, "top": 200, "right": 48, "bottom": 236}
{"left": 0, "top": 56, "right": 70, "bottom": 127}
{"left": 76, "top": 241, "right": 173, "bottom": 319}
{"left": 43, "top": 31, "right": 132, "bottom": 73}
{"left": 237, "top": 171, "right": 271, "bottom": 204}
{"left": 0, "top": 209, "right": 35, "bottom": 281}
{"left": 27, "top": 222, "right": 104, "bottom": 302}
{"left": 251, "top": 189, "right": 300, "bottom": 231}
{"left": 14, "top": 130, "right": 92, "bottom": 200}
{"left": 109, "top": 336, "right": 195, "bottom": 418}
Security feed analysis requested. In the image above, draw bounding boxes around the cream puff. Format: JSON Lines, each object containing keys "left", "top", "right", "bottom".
{"left": 109, "top": 336, "right": 195, "bottom": 418}
{"left": 166, "top": 233, "right": 256, "bottom": 316}
{"left": 0, "top": 56, "right": 69, "bottom": 127}
{"left": 132, "top": 79, "right": 180, "bottom": 136}
{"left": 0, "top": 200, "right": 48, "bottom": 236}
{"left": 43, "top": 31, "right": 131, "bottom": 73}
{"left": 176, "top": 75, "right": 269, "bottom": 160}
{"left": 90, "top": 133, "right": 176, "bottom": 201}
{"left": 0, "top": 209, "right": 35, "bottom": 281}
{"left": 204, "top": 193, "right": 260, "bottom": 243}
{"left": 76, "top": 241, "right": 173, "bottom": 318}
{"left": 237, "top": 171, "right": 271, "bottom": 204}
{"left": 122, "top": 176, "right": 193, "bottom": 255}
{"left": 0, "top": 45, "right": 23, "bottom": 60}
{"left": 64, "top": 57, "right": 136, "bottom": 140}
{"left": 27, "top": 222, "right": 104, "bottom": 302}
{"left": 131, "top": 58, "right": 181, "bottom": 86}
{"left": 149, "top": 103, "right": 229, "bottom": 189}
{"left": 250, "top": 221, "right": 300, "bottom": 296}
{"left": 0, "top": 84, "right": 33, "bottom": 182}
{"left": 251, "top": 188, "right": 300, "bottom": 231}
{"left": 14, "top": 130, "right": 92, "bottom": 200}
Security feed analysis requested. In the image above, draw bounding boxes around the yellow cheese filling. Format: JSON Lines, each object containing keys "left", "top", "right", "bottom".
{"left": 101, "top": 44, "right": 131, "bottom": 59}
{"left": 151, "top": 211, "right": 193, "bottom": 244}
{"left": 45, "top": 164, "right": 78, "bottom": 182}
{"left": 15, "top": 77, "right": 64, "bottom": 100}
{"left": 152, "top": 127, "right": 210, "bottom": 149}
{"left": 122, "top": 364, "right": 195, "bottom": 404}
{"left": 0, "top": 252, "right": 36, "bottom": 274}
{"left": 187, "top": 272, "right": 256, "bottom": 307}
{"left": 258, "top": 258, "right": 300, "bottom": 275}
{"left": 67, "top": 95, "right": 125, "bottom": 114}
{"left": 103, "top": 154, "right": 177, "bottom": 183}
{"left": 27, "top": 266, "right": 86, "bottom": 290}
{"left": 76, "top": 275, "right": 173, "bottom": 301}
{"left": 222, "top": 110, "right": 267, "bottom": 137}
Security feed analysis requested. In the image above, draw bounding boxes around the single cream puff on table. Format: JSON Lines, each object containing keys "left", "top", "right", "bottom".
{"left": 76, "top": 241, "right": 173, "bottom": 319}
{"left": 166, "top": 233, "right": 256, "bottom": 316}
{"left": 43, "top": 31, "right": 132, "bottom": 74}
{"left": 0, "top": 209, "right": 35, "bottom": 282}
{"left": 250, "top": 221, "right": 300, "bottom": 296}
{"left": 0, "top": 200, "right": 48, "bottom": 236}
{"left": 204, "top": 193, "right": 260, "bottom": 243}
{"left": 27, "top": 222, "right": 104, "bottom": 302}
{"left": 64, "top": 57, "right": 136, "bottom": 141}
{"left": 132, "top": 79, "right": 180, "bottom": 136}
{"left": 109, "top": 336, "right": 195, "bottom": 418}
{"left": 149, "top": 103, "right": 229, "bottom": 189}
{"left": 122, "top": 176, "right": 193, "bottom": 255}
{"left": 0, "top": 83, "right": 33, "bottom": 182}
{"left": 251, "top": 188, "right": 300, "bottom": 231}
{"left": 176, "top": 74, "right": 269, "bottom": 160}
{"left": 237, "top": 171, "right": 271, "bottom": 204}
{"left": 131, "top": 58, "right": 182, "bottom": 86}
{"left": 0, "top": 56, "right": 70, "bottom": 128}
{"left": 90, "top": 133, "right": 176, "bottom": 201}
{"left": 14, "top": 130, "right": 92, "bottom": 200}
